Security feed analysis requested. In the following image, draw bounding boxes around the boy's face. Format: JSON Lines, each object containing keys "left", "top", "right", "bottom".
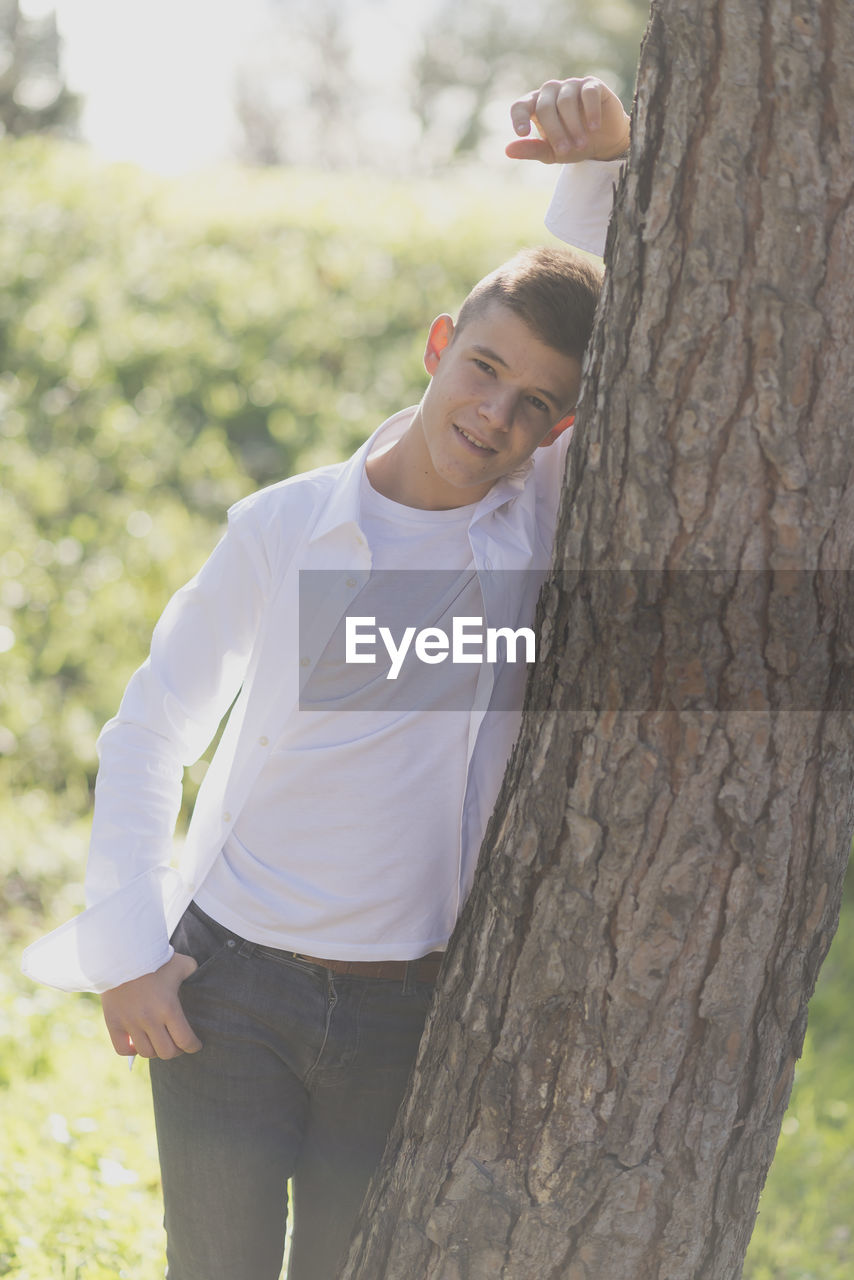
{"left": 416, "top": 302, "right": 583, "bottom": 507}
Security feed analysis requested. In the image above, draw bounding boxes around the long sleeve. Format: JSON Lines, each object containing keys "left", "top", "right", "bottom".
{"left": 545, "top": 157, "right": 624, "bottom": 257}
{"left": 22, "top": 499, "right": 271, "bottom": 991}
{"left": 86, "top": 510, "right": 269, "bottom": 905}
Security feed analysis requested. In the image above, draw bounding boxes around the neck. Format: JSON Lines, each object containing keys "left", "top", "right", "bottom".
{"left": 366, "top": 409, "right": 493, "bottom": 510}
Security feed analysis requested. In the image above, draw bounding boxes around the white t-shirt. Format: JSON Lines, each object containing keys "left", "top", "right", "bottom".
{"left": 195, "top": 472, "right": 487, "bottom": 956}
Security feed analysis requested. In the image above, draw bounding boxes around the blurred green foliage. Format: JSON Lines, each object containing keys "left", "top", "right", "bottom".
{"left": 0, "top": 135, "right": 547, "bottom": 822}
{"left": 0, "top": 137, "right": 851, "bottom": 1277}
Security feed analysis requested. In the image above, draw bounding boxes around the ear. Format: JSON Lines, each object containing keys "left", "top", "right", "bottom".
{"left": 424, "top": 314, "right": 455, "bottom": 375}
{"left": 537, "top": 412, "right": 575, "bottom": 448}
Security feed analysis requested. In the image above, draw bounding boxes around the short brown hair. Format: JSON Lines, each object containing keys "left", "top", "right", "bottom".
{"left": 455, "top": 246, "right": 603, "bottom": 362}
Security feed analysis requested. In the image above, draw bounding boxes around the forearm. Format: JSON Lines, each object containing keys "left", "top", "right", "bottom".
{"left": 545, "top": 157, "right": 625, "bottom": 257}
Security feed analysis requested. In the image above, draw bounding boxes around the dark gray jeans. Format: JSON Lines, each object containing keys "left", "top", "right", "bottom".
{"left": 149, "top": 901, "right": 433, "bottom": 1280}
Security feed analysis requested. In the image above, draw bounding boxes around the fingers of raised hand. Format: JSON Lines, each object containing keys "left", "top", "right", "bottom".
{"left": 507, "top": 77, "right": 628, "bottom": 164}
{"left": 509, "top": 89, "right": 539, "bottom": 138}
{"left": 539, "top": 79, "right": 591, "bottom": 155}
{"left": 507, "top": 80, "right": 570, "bottom": 163}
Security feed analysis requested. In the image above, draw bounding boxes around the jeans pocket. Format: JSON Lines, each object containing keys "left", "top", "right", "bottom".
{"left": 170, "top": 901, "right": 237, "bottom": 987}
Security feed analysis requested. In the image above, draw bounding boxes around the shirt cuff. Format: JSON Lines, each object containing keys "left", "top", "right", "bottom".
{"left": 21, "top": 865, "right": 183, "bottom": 993}
{"left": 545, "top": 157, "right": 625, "bottom": 258}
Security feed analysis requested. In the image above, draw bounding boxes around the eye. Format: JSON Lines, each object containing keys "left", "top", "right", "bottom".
{"left": 526, "top": 395, "right": 550, "bottom": 414}
{"left": 473, "top": 358, "right": 495, "bottom": 375}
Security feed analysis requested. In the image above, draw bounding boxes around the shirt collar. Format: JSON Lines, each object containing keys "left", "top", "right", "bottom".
{"left": 307, "top": 408, "right": 415, "bottom": 545}
{"left": 307, "top": 406, "right": 535, "bottom": 545}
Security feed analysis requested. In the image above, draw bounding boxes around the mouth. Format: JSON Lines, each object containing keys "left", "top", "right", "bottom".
{"left": 454, "top": 424, "right": 497, "bottom": 454}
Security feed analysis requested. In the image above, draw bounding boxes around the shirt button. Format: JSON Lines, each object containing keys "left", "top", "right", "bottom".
{"left": 223, "top": 811, "right": 232, "bottom": 823}
{"left": 258, "top": 736, "right": 269, "bottom": 746}
{"left": 346, "top": 577, "right": 358, "bottom": 588}
{"left": 300, "top": 656, "right": 311, "bottom": 668}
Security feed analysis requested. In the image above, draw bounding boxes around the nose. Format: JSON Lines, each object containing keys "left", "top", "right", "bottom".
{"left": 478, "top": 387, "right": 515, "bottom": 430}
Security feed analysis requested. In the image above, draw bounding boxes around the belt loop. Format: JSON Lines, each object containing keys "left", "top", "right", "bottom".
{"left": 238, "top": 940, "right": 255, "bottom": 959}
{"left": 402, "top": 960, "right": 414, "bottom": 995}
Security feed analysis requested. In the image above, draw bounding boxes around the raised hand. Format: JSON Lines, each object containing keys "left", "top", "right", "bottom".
{"left": 506, "top": 76, "right": 631, "bottom": 165}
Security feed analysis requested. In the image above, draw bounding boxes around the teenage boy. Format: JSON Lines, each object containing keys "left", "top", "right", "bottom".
{"left": 24, "top": 77, "right": 630, "bottom": 1280}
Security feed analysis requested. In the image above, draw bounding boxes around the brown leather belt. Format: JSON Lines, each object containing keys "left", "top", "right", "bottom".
{"left": 289, "top": 951, "right": 445, "bottom": 984}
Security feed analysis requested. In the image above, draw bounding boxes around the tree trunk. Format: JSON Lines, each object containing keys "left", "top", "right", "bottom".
{"left": 341, "top": 1, "right": 854, "bottom": 1276}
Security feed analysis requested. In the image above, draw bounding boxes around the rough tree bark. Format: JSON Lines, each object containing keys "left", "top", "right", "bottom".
{"left": 341, "top": 1, "right": 854, "bottom": 1277}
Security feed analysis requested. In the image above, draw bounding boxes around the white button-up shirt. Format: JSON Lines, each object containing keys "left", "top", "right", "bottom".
{"left": 22, "top": 160, "right": 619, "bottom": 993}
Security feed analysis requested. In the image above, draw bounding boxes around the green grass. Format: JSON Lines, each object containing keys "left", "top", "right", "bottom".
{"left": 0, "top": 813, "right": 163, "bottom": 1278}
{"left": 2, "top": 810, "right": 851, "bottom": 1277}
{"left": 0, "top": 968, "right": 164, "bottom": 1276}
{"left": 743, "top": 870, "right": 854, "bottom": 1280}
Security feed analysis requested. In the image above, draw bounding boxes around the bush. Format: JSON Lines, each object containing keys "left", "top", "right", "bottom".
{"left": 0, "top": 137, "right": 548, "bottom": 815}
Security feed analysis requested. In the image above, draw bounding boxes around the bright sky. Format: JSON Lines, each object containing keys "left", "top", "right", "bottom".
{"left": 48, "top": 0, "right": 435, "bottom": 174}
{"left": 49, "top": 0, "right": 261, "bottom": 171}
